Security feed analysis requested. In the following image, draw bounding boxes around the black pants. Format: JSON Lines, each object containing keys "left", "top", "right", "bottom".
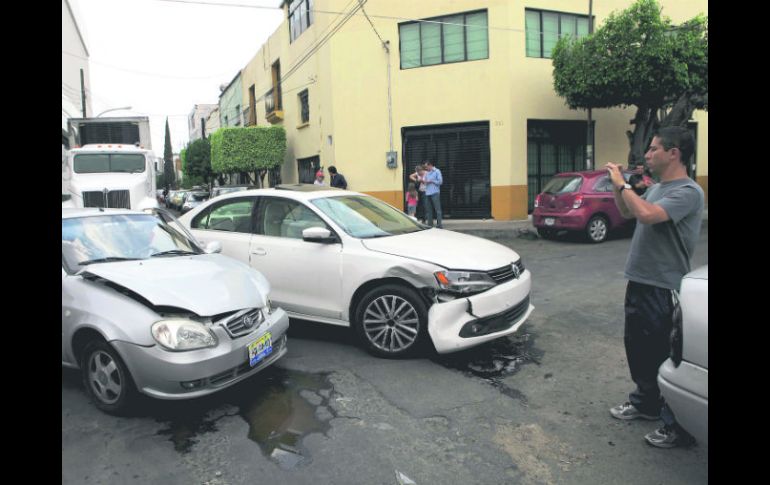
{"left": 624, "top": 281, "right": 675, "bottom": 416}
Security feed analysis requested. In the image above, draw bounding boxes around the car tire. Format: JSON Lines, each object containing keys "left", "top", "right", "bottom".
{"left": 81, "top": 339, "right": 137, "bottom": 415}
{"left": 354, "top": 284, "right": 429, "bottom": 358}
{"left": 586, "top": 215, "right": 609, "bottom": 243}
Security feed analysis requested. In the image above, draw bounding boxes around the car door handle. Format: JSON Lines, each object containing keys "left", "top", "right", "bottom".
{"left": 251, "top": 248, "right": 267, "bottom": 256}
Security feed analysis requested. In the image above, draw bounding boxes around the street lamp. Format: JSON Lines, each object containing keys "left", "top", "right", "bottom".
{"left": 96, "top": 106, "right": 132, "bottom": 117}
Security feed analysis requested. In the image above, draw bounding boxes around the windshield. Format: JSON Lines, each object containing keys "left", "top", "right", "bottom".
{"left": 312, "top": 195, "right": 423, "bottom": 238}
{"left": 73, "top": 153, "right": 146, "bottom": 174}
{"left": 62, "top": 213, "right": 202, "bottom": 272}
{"left": 542, "top": 176, "right": 582, "bottom": 194}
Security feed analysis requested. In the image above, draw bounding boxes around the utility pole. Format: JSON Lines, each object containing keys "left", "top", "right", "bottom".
{"left": 586, "top": 0, "right": 594, "bottom": 170}
{"left": 80, "top": 69, "right": 87, "bottom": 117}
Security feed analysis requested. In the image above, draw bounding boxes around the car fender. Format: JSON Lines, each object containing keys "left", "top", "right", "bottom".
{"left": 63, "top": 275, "right": 162, "bottom": 347}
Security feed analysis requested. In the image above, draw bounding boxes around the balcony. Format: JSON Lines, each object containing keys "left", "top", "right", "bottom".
{"left": 265, "top": 88, "right": 283, "bottom": 124}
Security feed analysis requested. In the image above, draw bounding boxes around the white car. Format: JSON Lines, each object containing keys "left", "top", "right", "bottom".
{"left": 62, "top": 208, "right": 289, "bottom": 414}
{"left": 658, "top": 265, "right": 708, "bottom": 445}
{"left": 178, "top": 185, "right": 534, "bottom": 358}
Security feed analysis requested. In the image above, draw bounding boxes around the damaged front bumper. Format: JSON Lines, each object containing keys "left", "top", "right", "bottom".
{"left": 427, "top": 272, "right": 534, "bottom": 354}
{"left": 112, "top": 308, "right": 290, "bottom": 399}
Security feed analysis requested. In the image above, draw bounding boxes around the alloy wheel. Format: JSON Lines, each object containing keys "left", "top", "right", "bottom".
{"left": 87, "top": 350, "right": 123, "bottom": 404}
{"left": 362, "top": 295, "right": 420, "bottom": 353}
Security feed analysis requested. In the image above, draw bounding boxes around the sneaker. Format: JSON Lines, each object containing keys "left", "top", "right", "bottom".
{"left": 644, "top": 425, "right": 695, "bottom": 449}
{"left": 609, "top": 402, "right": 660, "bottom": 421}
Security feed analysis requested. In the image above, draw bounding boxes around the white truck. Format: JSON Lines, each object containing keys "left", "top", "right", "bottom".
{"left": 63, "top": 116, "right": 160, "bottom": 210}
{"left": 62, "top": 144, "right": 159, "bottom": 210}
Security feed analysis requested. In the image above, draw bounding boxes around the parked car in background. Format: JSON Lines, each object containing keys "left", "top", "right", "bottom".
{"left": 181, "top": 191, "right": 210, "bottom": 214}
{"left": 532, "top": 170, "right": 654, "bottom": 243}
{"left": 62, "top": 208, "right": 289, "bottom": 414}
{"left": 179, "top": 184, "right": 534, "bottom": 358}
{"left": 169, "top": 190, "right": 190, "bottom": 211}
{"left": 211, "top": 185, "right": 259, "bottom": 199}
{"left": 658, "top": 265, "right": 708, "bottom": 445}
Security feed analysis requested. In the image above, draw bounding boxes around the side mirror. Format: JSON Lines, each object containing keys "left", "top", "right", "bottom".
{"left": 204, "top": 241, "right": 222, "bottom": 254}
{"left": 302, "top": 227, "right": 335, "bottom": 243}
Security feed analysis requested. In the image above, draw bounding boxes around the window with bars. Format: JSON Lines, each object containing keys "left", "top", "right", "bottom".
{"left": 525, "top": 9, "right": 590, "bottom": 59}
{"left": 399, "top": 10, "right": 488, "bottom": 69}
{"left": 298, "top": 89, "right": 309, "bottom": 124}
{"left": 289, "top": 0, "right": 314, "bottom": 43}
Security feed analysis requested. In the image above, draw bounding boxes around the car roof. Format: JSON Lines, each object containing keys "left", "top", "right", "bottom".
{"left": 212, "top": 186, "right": 364, "bottom": 202}
{"left": 62, "top": 208, "right": 146, "bottom": 219}
{"left": 553, "top": 169, "right": 640, "bottom": 179}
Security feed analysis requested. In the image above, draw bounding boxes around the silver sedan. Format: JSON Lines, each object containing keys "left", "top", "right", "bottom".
{"left": 62, "top": 208, "right": 289, "bottom": 414}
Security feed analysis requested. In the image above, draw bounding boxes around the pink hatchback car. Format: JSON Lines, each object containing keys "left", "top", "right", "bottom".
{"left": 532, "top": 170, "right": 653, "bottom": 243}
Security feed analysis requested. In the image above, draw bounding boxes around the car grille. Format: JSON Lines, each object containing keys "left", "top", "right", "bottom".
{"left": 82, "top": 190, "right": 131, "bottom": 209}
{"left": 459, "top": 295, "right": 531, "bottom": 338}
{"left": 218, "top": 308, "right": 265, "bottom": 338}
{"left": 487, "top": 260, "right": 525, "bottom": 284}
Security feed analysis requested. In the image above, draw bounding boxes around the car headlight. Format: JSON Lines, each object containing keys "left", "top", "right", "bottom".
{"left": 151, "top": 319, "right": 218, "bottom": 351}
{"left": 434, "top": 270, "right": 497, "bottom": 295}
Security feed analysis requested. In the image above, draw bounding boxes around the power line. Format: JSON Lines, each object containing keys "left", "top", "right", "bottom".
{"left": 157, "top": 0, "right": 527, "bottom": 33}
{"left": 359, "top": 0, "right": 386, "bottom": 46}
{"left": 62, "top": 50, "right": 233, "bottom": 80}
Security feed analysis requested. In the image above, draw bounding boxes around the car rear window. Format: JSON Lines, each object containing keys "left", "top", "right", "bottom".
{"left": 542, "top": 176, "right": 582, "bottom": 194}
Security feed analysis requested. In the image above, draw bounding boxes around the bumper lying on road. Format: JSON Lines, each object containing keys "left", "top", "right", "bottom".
{"left": 112, "top": 308, "right": 290, "bottom": 399}
{"left": 428, "top": 272, "right": 534, "bottom": 354}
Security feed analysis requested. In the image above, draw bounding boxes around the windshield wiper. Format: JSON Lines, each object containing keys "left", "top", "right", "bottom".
{"left": 150, "top": 249, "right": 199, "bottom": 257}
{"left": 79, "top": 257, "right": 140, "bottom": 265}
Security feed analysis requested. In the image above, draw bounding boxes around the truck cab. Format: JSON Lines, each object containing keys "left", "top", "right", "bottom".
{"left": 62, "top": 144, "right": 158, "bottom": 210}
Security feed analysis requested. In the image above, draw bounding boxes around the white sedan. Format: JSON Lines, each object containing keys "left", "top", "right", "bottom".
{"left": 179, "top": 185, "right": 534, "bottom": 358}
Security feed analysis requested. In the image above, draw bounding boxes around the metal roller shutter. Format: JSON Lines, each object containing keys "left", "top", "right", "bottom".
{"left": 403, "top": 122, "right": 490, "bottom": 219}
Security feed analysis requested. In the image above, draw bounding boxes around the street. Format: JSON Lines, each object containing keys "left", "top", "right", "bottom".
{"left": 62, "top": 225, "right": 708, "bottom": 485}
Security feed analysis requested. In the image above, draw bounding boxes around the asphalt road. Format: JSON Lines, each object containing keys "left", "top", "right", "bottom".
{"left": 62, "top": 226, "right": 708, "bottom": 485}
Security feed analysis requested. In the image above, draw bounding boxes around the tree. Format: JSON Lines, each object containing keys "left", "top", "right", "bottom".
{"left": 163, "top": 117, "right": 176, "bottom": 188}
{"left": 184, "top": 138, "right": 213, "bottom": 190}
{"left": 552, "top": 0, "right": 707, "bottom": 167}
{"left": 210, "top": 126, "right": 286, "bottom": 187}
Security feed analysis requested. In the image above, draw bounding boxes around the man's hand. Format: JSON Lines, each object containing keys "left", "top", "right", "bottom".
{"left": 605, "top": 162, "right": 625, "bottom": 189}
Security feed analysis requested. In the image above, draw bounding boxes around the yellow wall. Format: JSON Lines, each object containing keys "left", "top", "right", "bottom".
{"left": 239, "top": 0, "right": 708, "bottom": 217}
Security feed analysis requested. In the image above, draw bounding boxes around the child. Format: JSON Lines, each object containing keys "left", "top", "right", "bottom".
{"left": 409, "top": 164, "right": 427, "bottom": 222}
{"left": 405, "top": 182, "right": 419, "bottom": 217}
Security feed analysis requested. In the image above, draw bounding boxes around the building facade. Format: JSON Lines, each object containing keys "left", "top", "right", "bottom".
{"left": 219, "top": 73, "right": 245, "bottom": 128}
{"left": 239, "top": 0, "right": 708, "bottom": 220}
{"left": 188, "top": 104, "right": 218, "bottom": 141}
{"left": 62, "top": 0, "right": 92, "bottom": 147}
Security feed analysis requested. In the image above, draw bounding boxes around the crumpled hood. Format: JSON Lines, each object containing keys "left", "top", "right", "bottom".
{"left": 361, "top": 228, "right": 521, "bottom": 270}
{"left": 80, "top": 254, "right": 270, "bottom": 316}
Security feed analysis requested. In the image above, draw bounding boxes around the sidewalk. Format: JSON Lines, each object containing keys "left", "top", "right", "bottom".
{"left": 439, "top": 206, "right": 708, "bottom": 239}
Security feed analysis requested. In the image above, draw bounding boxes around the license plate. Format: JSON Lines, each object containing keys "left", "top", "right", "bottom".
{"left": 248, "top": 332, "right": 273, "bottom": 367}
{"left": 545, "top": 218, "right": 555, "bottom": 226}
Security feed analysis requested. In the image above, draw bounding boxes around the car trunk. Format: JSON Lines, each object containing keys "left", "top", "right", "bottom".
{"left": 539, "top": 176, "right": 583, "bottom": 213}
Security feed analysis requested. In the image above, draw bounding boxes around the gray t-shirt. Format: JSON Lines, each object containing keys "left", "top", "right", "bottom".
{"left": 624, "top": 178, "right": 704, "bottom": 291}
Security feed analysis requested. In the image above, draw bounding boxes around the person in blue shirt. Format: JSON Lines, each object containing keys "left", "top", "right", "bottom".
{"left": 423, "top": 161, "right": 443, "bottom": 228}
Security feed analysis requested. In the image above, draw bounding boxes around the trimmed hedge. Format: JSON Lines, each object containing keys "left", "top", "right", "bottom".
{"left": 210, "top": 126, "right": 286, "bottom": 173}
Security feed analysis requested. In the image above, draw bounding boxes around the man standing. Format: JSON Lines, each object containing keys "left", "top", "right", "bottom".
{"left": 328, "top": 166, "right": 348, "bottom": 189}
{"left": 605, "top": 126, "right": 704, "bottom": 448}
{"left": 423, "top": 160, "right": 443, "bottom": 228}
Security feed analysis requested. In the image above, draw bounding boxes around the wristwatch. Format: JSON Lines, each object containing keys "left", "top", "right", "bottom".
{"left": 618, "top": 183, "right": 632, "bottom": 193}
